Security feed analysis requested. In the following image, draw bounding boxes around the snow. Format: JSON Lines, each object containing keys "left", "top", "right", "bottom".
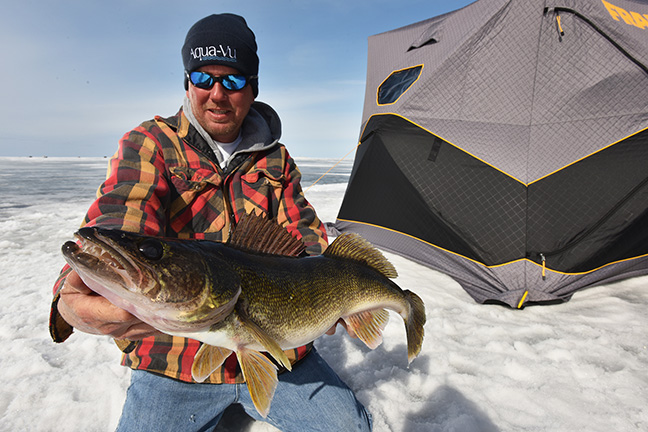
{"left": 0, "top": 157, "right": 647, "bottom": 431}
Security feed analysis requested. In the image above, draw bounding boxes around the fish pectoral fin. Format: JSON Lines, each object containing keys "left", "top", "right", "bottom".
{"left": 238, "top": 348, "right": 279, "bottom": 418}
{"left": 343, "top": 309, "right": 390, "bottom": 350}
{"left": 191, "top": 344, "right": 233, "bottom": 383}
{"left": 241, "top": 318, "right": 292, "bottom": 371}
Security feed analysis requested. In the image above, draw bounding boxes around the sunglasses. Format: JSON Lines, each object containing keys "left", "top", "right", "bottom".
{"left": 186, "top": 71, "right": 257, "bottom": 91}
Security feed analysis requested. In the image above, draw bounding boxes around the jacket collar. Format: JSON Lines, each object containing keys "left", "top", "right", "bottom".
{"left": 175, "top": 98, "right": 282, "bottom": 166}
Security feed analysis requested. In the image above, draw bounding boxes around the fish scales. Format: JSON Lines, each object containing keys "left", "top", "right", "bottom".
{"left": 61, "top": 212, "right": 426, "bottom": 418}
{"left": 214, "top": 248, "right": 409, "bottom": 346}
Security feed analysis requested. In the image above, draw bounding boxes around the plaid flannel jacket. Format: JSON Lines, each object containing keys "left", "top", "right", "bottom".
{"left": 50, "top": 104, "right": 328, "bottom": 384}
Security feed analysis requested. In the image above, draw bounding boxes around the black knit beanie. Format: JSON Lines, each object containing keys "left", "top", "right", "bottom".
{"left": 182, "top": 14, "right": 259, "bottom": 96}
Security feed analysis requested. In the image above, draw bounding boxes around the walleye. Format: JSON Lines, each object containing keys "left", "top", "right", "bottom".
{"left": 61, "top": 213, "right": 426, "bottom": 417}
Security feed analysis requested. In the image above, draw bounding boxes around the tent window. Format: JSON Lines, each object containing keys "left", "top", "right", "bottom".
{"left": 377, "top": 65, "right": 423, "bottom": 105}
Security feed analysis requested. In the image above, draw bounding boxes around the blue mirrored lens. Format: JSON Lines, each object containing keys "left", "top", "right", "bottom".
{"left": 221, "top": 75, "right": 247, "bottom": 90}
{"left": 189, "top": 71, "right": 215, "bottom": 89}
{"left": 189, "top": 72, "right": 247, "bottom": 91}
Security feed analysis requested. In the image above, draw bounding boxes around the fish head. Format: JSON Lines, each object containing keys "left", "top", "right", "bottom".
{"left": 61, "top": 227, "right": 241, "bottom": 332}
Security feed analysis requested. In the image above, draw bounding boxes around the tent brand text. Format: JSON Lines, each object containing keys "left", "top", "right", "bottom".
{"left": 602, "top": 0, "right": 648, "bottom": 30}
{"left": 190, "top": 45, "right": 237, "bottom": 62}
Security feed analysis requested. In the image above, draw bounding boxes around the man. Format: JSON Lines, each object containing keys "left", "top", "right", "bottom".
{"left": 49, "top": 13, "right": 372, "bottom": 432}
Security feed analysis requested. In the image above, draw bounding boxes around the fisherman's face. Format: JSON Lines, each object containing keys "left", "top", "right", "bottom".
{"left": 186, "top": 64, "right": 255, "bottom": 143}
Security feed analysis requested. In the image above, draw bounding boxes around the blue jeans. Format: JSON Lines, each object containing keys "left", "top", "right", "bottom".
{"left": 116, "top": 349, "right": 372, "bottom": 432}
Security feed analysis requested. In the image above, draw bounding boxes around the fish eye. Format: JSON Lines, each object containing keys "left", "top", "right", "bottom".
{"left": 138, "top": 239, "right": 164, "bottom": 260}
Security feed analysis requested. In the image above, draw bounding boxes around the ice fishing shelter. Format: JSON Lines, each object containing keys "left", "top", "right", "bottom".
{"left": 334, "top": 0, "right": 648, "bottom": 307}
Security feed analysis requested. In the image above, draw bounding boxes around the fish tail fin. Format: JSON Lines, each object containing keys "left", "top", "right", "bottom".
{"left": 403, "top": 290, "right": 426, "bottom": 365}
{"left": 343, "top": 309, "right": 390, "bottom": 349}
{"left": 238, "top": 348, "right": 279, "bottom": 418}
{"left": 191, "top": 344, "right": 233, "bottom": 383}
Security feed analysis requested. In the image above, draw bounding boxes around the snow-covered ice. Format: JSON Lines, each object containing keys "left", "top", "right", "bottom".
{"left": 0, "top": 157, "right": 646, "bottom": 431}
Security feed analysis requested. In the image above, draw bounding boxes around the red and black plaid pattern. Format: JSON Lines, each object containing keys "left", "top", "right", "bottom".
{"left": 50, "top": 108, "right": 328, "bottom": 383}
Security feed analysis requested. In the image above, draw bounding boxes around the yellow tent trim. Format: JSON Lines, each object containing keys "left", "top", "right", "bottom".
{"left": 375, "top": 64, "right": 425, "bottom": 107}
{"left": 528, "top": 125, "right": 648, "bottom": 185}
{"left": 337, "top": 217, "right": 648, "bottom": 276}
{"left": 361, "top": 113, "right": 648, "bottom": 187}
{"left": 359, "top": 112, "right": 526, "bottom": 185}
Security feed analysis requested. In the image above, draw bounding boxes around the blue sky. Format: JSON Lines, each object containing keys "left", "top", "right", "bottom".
{"left": 0, "top": 0, "right": 473, "bottom": 158}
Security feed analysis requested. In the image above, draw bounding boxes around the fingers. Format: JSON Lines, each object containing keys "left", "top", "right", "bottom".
{"left": 342, "top": 320, "right": 357, "bottom": 338}
{"left": 63, "top": 270, "right": 93, "bottom": 294}
{"left": 108, "top": 321, "right": 162, "bottom": 340}
{"left": 57, "top": 271, "right": 162, "bottom": 340}
{"left": 325, "top": 319, "right": 357, "bottom": 338}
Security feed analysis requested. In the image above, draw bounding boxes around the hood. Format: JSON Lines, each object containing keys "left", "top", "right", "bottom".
{"left": 182, "top": 97, "right": 282, "bottom": 166}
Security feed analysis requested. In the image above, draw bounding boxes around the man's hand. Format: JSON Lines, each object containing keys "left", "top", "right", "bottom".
{"left": 57, "top": 270, "right": 161, "bottom": 340}
{"left": 325, "top": 318, "right": 357, "bottom": 338}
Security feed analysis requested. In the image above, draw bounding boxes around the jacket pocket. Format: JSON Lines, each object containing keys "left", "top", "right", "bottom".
{"left": 168, "top": 166, "right": 226, "bottom": 233}
{"left": 170, "top": 166, "right": 222, "bottom": 196}
{"left": 240, "top": 168, "right": 285, "bottom": 213}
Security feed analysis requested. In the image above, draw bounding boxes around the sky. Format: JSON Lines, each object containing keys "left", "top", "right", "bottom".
{"left": 0, "top": 0, "right": 474, "bottom": 158}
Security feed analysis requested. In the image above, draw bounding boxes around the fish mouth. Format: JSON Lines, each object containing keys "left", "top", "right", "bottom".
{"left": 62, "top": 228, "right": 154, "bottom": 295}
{"left": 61, "top": 227, "right": 241, "bottom": 332}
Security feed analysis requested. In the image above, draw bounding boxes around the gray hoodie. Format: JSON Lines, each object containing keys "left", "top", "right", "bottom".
{"left": 183, "top": 96, "right": 282, "bottom": 168}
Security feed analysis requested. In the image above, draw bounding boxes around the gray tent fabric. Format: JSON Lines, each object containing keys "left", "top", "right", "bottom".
{"left": 334, "top": 0, "right": 648, "bottom": 307}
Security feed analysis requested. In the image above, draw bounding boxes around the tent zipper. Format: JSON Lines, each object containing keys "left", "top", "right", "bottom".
{"left": 555, "top": 12, "right": 565, "bottom": 37}
{"left": 533, "top": 172, "right": 648, "bottom": 271}
{"left": 517, "top": 291, "right": 529, "bottom": 309}
{"left": 551, "top": 7, "right": 648, "bottom": 76}
{"left": 516, "top": 254, "right": 545, "bottom": 308}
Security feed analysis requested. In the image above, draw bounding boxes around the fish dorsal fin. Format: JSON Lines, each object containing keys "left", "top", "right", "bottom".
{"left": 229, "top": 212, "right": 305, "bottom": 257}
{"left": 324, "top": 232, "right": 398, "bottom": 279}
